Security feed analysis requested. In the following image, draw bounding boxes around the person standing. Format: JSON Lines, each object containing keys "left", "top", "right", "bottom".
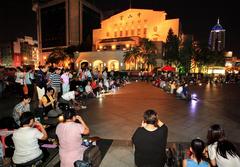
{"left": 25, "top": 67, "right": 35, "bottom": 99}
{"left": 132, "top": 109, "right": 168, "bottom": 167}
{"left": 49, "top": 68, "right": 62, "bottom": 100}
{"left": 61, "top": 69, "right": 70, "bottom": 95}
{"left": 36, "top": 65, "right": 48, "bottom": 107}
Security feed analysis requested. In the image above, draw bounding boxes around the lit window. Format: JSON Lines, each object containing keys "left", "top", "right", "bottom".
{"left": 143, "top": 28, "right": 147, "bottom": 35}
{"left": 125, "top": 30, "right": 128, "bottom": 36}
{"left": 131, "top": 29, "right": 135, "bottom": 36}
{"left": 153, "top": 26, "right": 158, "bottom": 32}
{"left": 106, "top": 32, "right": 109, "bottom": 37}
{"left": 120, "top": 31, "right": 123, "bottom": 37}
{"left": 137, "top": 28, "right": 141, "bottom": 35}
{"left": 114, "top": 32, "right": 117, "bottom": 37}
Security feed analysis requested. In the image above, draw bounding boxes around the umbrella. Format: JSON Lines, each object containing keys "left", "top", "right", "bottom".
{"left": 161, "top": 65, "right": 176, "bottom": 72}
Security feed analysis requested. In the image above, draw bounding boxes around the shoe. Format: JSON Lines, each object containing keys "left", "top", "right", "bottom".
{"left": 81, "top": 105, "right": 87, "bottom": 109}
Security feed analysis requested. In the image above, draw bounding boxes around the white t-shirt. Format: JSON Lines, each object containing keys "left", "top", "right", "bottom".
{"left": 208, "top": 142, "right": 240, "bottom": 167}
{"left": 61, "top": 91, "right": 75, "bottom": 101}
{"left": 85, "top": 85, "right": 92, "bottom": 94}
{"left": 176, "top": 86, "right": 183, "bottom": 94}
{"left": 12, "top": 127, "right": 43, "bottom": 164}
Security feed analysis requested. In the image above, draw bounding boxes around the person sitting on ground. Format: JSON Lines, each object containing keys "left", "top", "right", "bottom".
{"left": 183, "top": 138, "right": 210, "bottom": 167}
{"left": 59, "top": 90, "right": 87, "bottom": 110}
{"left": 12, "top": 112, "right": 47, "bottom": 165}
{"left": 12, "top": 95, "right": 31, "bottom": 126}
{"left": 85, "top": 81, "right": 95, "bottom": 98}
{"left": 41, "top": 87, "right": 59, "bottom": 118}
{"left": 132, "top": 109, "right": 168, "bottom": 167}
{"left": 56, "top": 109, "right": 90, "bottom": 167}
{"left": 176, "top": 84, "right": 186, "bottom": 99}
{"left": 207, "top": 124, "right": 240, "bottom": 167}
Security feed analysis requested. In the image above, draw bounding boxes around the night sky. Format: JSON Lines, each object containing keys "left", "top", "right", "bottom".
{"left": 0, "top": 0, "right": 238, "bottom": 55}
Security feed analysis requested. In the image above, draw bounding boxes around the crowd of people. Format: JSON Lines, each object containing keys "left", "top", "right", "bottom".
{"left": 132, "top": 110, "right": 240, "bottom": 167}
{"left": 1, "top": 65, "right": 240, "bottom": 167}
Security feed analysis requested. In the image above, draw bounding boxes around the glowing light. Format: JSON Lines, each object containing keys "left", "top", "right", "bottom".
{"left": 99, "top": 45, "right": 103, "bottom": 49}
{"left": 120, "top": 63, "right": 123, "bottom": 66}
{"left": 126, "top": 44, "right": 130, "bottom": 48}
{"left": 89, "top": 63, "right": 92, "bottom": 66}
{"left": 111, "top": 45, "right": 116, "bottom": 50}
{"left": 58, "top": 115, "right": 64, "bottom": 122}
{"left": 23, "top": 57, "right": 27, "bottom": 61}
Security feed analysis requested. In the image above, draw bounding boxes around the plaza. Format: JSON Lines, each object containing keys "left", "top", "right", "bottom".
{"left": 1, "top": 81, "right": 240, "bottom": 166}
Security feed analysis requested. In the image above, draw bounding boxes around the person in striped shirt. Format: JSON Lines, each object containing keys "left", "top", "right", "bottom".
{"left": 49, "top": 68, "right": 62, "bottom": 100}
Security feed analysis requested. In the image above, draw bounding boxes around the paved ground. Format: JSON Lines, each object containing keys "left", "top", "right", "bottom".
{"left": 1, "top": 82, "right": 240, "bottom": 166}
{"left": 83, "top": 82, "right": 240, "bottom": 142}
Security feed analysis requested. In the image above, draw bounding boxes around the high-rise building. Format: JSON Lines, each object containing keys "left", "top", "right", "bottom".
{"left": 32, "top": 0, "right": 102, "bottom": 64}
{"left": 209, "top": 18, "right": 225, "bottom": 52}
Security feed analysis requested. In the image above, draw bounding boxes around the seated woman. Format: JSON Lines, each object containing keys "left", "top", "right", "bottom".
{"left": 207, "top": 124, "right": 240, "bottom": 167}
{"left": 56, "top": 109, "right": 90, "bottom": 167}
{"left": 41, "top": 87, "right": 58, "bottom": 118}
{"left": 12, "top": 112, "right": 47, "bottom": 165}
{"left": 132, "top": 109, "right": 168, "bottom": 167}
{"left": 183, "top": 138, "right": 210, "bottom": 167}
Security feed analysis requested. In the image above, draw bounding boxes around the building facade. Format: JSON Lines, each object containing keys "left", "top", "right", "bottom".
{"left": 209, "top": 18, "right": 225, "bottom": 52}
{"left": 93, "top": 8, "right": 180, "bottom": 51}
{"left": 0, "top": 36, "right": 38, "bottom": 67}
{"left": 76, "top": 8, "right": 180, "bottom": 71}
{"left": 32, "top": 0, "right": 102, "bottom": 64}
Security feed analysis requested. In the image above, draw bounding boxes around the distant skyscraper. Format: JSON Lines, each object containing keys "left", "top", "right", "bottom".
{"left": 209, "top": 18, "right": 225, "bottom": 52}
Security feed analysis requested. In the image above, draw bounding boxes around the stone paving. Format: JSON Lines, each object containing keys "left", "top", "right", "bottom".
{"left": 1, "top": 82, "right": 240, "bottom": 166}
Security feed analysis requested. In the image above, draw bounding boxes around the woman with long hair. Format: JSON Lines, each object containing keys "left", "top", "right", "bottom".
{"left": 183, "top": 138, "right": 210, "bottom": 167}
{"left": 207, "top": 124, "right": 240, "bottom": 167}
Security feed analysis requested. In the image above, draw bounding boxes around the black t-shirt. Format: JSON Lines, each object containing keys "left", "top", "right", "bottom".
{"left": 132, "top": 124, "right": 168, "bottom": 167}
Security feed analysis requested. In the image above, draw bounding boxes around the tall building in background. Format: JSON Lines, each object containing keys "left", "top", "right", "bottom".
{"left": 209, "top": 18, "right": 225, "bottom": 52}
{"left": 32, "top": 0, "right": 102, "bottom": 64}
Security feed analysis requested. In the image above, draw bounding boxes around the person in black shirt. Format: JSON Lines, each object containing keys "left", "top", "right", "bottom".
{"left": 132, "top": 109, "right": 168, "bottom": 167}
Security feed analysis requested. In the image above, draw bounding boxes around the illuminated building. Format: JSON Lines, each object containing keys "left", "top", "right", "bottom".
{"left": 0, "top": 36, "right": 38, "bottom": 67}
{"left": 209, "top": 18, "right": 225, "bottom": 52}
{"left": 76, "top": 8, "right": 181, "bottom": 71}
{"left": 93, "top": 8, "right": 180, "bottom": 51}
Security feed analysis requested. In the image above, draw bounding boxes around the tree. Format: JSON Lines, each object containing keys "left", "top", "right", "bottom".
{"left": 179, "top": 37, "right": 193, "bottom": 73}
{"left": 123, "top": 47, "right": 141, "bottom": 70}
{"left": 123, "top": 38, "right": 158, "bottom": 70}
{"left": 164, "top": 28, "right": 180, "bottom": 65}
{"left": 46, "top": 49, "right": 67, "bottom": 66}
{"left": 140, "top": 38, "right": 157, "bottom": 70}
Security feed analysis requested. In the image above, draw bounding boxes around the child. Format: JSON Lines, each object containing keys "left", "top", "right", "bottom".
{"left": 183, "top": 138, "right": 210, "bottom": 167}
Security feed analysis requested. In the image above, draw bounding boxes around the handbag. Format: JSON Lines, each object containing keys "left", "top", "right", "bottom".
{"left": 74, "top": 160, "right": 91, "bottom": 167}
{"left": 23, "top": 84, "right": 28, "bottom": 95}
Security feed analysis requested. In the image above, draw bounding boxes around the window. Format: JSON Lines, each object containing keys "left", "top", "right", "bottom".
{"left": 114, "top": 32, "right": 117, "bottom": 37}
{"left": 143, "top": 28, "right": 147, "bottom": 35}
{"left": 131, "top": 29, "right": 134, "bottom": 36}
{"left": 153, "top": 26, "right": 158, "bottom": 32}
{"left": 120, "top": 31, "right": 123, "bottom": 37}
{"left": 125, "top": 30, "right": 128, "bottom": 36}
{"left": 137, "top": 28, "right": 141, "bottom": 35}
{"left": 106, "top": 32, "right": 109, "bottom": 37}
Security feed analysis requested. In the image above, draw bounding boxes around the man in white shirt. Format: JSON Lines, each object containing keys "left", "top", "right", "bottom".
{"left": 59, "top": 91, "right": 87, "bottom": 109}
{"left": 12, "top": 112, "right": 47, "bottom": 165}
